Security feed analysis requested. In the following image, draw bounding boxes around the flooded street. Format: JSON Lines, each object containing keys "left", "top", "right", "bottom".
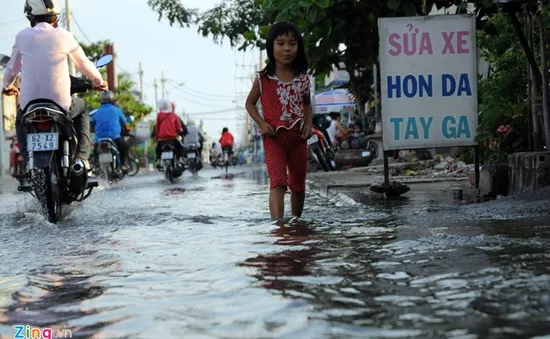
{"left": 0, "top": 167, "right": 549, "bottom": 339}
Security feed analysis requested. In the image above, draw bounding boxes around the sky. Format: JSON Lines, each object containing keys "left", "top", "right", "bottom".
{"left": 0, "top": 0, "right": 259, "bottom": 141}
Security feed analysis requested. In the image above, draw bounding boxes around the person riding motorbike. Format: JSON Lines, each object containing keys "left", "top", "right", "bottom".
{"left": 210, "top": 141, "right": 222, "bottom": 165}
{"left": 1, "top": 0, "right": 107, "bottom": 174}
{"left": 90, "top": 91, "right": 131, "bottom": 172}
{"left": 183, "top": 120, "right": 204, "bottom": 156}
{"left": 219, "top": 127, "right": 235, "bottom": 161}
{"left": 6, "top": 135, "right": 21, "bottom": 178}
{"left": 153, "top": 99, "right": 185, "bottom": 169}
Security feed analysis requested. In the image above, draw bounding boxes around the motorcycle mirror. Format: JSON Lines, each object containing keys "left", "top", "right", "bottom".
{"left": 0, "top": 54, "right": 10, "bottom": 68}
{"left": 128, "top": 115, "right": 135, "bottom": 123}
{"left": 95, "top": 55, "right": 113, "bottom": 68}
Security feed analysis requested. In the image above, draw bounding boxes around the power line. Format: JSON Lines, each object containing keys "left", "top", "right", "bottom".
{"left": 186, "top": 107, "right": 242, "bottom": 116}
{"left": 70, "top": 11, "right": 132, "bottom": 77}
{"left": 0, "top": 35, "right": 15, "bottom": 42}
{"left": 71, "top": 12, "right": 92, "bottom": 44}
{"left": 0, "top": 19, "right": 26, "bottom": 27}
{"left": 169, "top": 87, "right": 231, "bottom": 109}
{"left": 166, "top": 78, "right": 236, "bottom": 99}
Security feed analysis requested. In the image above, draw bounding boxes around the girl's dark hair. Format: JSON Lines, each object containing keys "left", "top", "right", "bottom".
{"left": 261, "top": 21, "right": 308, "bottom": 77}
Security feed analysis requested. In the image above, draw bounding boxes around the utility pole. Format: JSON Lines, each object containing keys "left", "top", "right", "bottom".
{"left": 64, "top": 0, "right": 76, "bottom": 76}
{"left": 138, "top": 63, "right": 145, "bottom": 103}
{"left": 161, "top": 71, "right": 166, "bottom": 98}
{"left": 154, "top": 79, "right": 158, "bottom": 109}
{"left": 104, "top": 43, "right": 117, "bottom": 92}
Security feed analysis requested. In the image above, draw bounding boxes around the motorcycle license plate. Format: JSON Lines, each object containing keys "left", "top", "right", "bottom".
{"left": 362, "top": 151, "right": 371, "bottom": 157}
{"left": 187, "top": 152, "right": 196, "bottom": 159}
{"left": 27, "top": 133, "right": 58, "bottom": 152}
{"left": 99, "top": 153, "right": 112, "bottom": 163}
{"left": 161, "top": 152, "right": 174, "bottom": 160}
{"left": 307, "top": 134, "right": 319, "bottom": 145}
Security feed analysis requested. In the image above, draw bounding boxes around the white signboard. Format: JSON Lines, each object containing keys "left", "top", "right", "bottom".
{"left": 136, "top": 121, "right": 150, "bottom": 138}
{"left": 379, "top": 14, "right": 478, "bottom": 151}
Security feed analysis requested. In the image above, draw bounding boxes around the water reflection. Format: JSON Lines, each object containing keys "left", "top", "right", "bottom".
{"left": 250, "top": 169, "right": 269, "bottom": 186}
{"left": 241, "top": 223, "right": 319, "bottom": 291}
{"left": 0, "top": 268, "right": 126, "bottom": 338}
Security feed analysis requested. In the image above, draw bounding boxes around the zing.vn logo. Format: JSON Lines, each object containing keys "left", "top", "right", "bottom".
{"left": 13, "top": 325, "right": 72, "bottom": 339}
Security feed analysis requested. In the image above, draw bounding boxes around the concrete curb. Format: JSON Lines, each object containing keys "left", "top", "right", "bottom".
{"left": 306, "top": 175, "right": 469, "bottom": 198}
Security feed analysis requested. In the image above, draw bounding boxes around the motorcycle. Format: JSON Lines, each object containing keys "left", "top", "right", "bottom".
{"left": 184, "top": 142, "right": 202, "bottom": 177}
{"left": 7, "top": 135, "right": 28, "bottom": 186}
{"left": 210, "top": 152, "right": 223, "bottom": 169}
{"left": 11, "top": 55, "right": 113, "bottom": 222}
{"left": 126, "top": 156, "right": 140, "bottom": 177}
{"left": 96, "top": 138, "right": 125, "bottom": 183}
{"left": 158, "top": 140, "right": 184, "bottom": 183}
{"left": 307, "top": 125, "right": 336, "bottom": 172}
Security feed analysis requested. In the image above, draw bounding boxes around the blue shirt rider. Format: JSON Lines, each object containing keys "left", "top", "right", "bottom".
{"left": 91, "top": 91, "right": 130, "bottom": 171}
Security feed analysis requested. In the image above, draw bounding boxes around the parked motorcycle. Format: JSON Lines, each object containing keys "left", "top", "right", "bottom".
{"left": 158, "top": 141, "right": 184, "bottom": 183}
{"left": 307, "top": 125, "right": 336, "bottom": 172}
{"left": 7, "top": 135, "right": 27, "bottom": 186}
{"left": 11, "top": 55, "right": 113, "bottom": 222}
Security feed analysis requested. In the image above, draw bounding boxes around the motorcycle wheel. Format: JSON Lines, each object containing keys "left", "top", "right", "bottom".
{"left": 127, "top": 158, "right": 140, "bottom": 177}
{"left": 314, "top": 147, "right": 331, "bottom": 172}
{"left": 165, "top": 163, "right": 174, "bottom": 183}
{"left": 325, "top": 148, "right": 337, "bottom": 170}
{"left": 16, "top": 160, "right": 27, "bottom": 186}
{"left": 33, "top": 158, "right": 63, "bottom": 223}
{"left": 100, "top": 163, "right": 109, "bottom": 181}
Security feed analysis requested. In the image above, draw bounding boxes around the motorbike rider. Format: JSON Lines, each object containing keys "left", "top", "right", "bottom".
{"left": 219, "top": 127, "right": 235, "bottom": 161}
{"left": 210, "top": 141, "right": 222, "bottom": 164}
{"left": 1, "top": 0, "right": 107, "bottom": 173}
{"left": 183, "top": 120, "right": 205, "bottom": 157}
{"left": 6, "top": 135, "right": 20, "bottom": 178}
{"left": 153, "top": 99, "right": 185, "bottom": 169}
{"left": 90, "top": 91, "right": 131, "bottom": 172}
{"left": 327, "top": 112, "right": 349, "bottom": 146}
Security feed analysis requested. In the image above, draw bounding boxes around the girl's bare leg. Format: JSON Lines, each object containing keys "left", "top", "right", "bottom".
{"left": 291, "top": 191, "right": 305, "bottom": 218}
{"left": 269, "top": 186, "right": 286, "bottom": 219}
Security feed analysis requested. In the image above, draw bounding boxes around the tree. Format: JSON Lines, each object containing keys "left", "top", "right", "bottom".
{"left": 78, "top": 40, "right": 153, "bottom": 126}
{"left": 474, "top": 7, "right": 550, "bottom": 163}
{"left": 148, "top": 0, "right": 493, "bottom": 120}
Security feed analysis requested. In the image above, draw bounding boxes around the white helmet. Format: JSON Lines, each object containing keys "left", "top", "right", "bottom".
{"left": 24, "top": 0, "right": 61, "bottom": 17}
{"left": 158, "top": 99, "right": 172, "bottom": 112}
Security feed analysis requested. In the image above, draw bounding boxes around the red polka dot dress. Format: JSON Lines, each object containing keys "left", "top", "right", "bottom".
{"left": 258, "top": 71, "right": 310, "bottom": 192}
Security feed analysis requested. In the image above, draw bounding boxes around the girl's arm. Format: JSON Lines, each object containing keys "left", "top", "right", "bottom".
{"left": 246, "top": 78, "right": 274, "bottom": 135}
{"left": 336, "top": 121, "right": 348, "bottom": 136}
{"left": 301, "top": 81, "right": 313, "bottom": 139}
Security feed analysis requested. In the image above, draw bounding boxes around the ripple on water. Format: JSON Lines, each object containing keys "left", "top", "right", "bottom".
{"left": 1, "top": 171, "right": 550, "bottom": 338}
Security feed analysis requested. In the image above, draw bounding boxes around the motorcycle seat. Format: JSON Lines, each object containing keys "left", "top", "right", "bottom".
{"left": 23, "top": 102, "right": 68, "bottom": 122}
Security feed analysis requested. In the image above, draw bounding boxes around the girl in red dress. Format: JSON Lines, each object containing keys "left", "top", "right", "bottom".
{"left": 245, "top": 21, "right": 313, "bottom": 223}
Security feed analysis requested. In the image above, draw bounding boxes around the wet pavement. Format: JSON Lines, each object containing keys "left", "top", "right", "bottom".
{"left": 0, "top": 167, "right": 549, "bottom": 338}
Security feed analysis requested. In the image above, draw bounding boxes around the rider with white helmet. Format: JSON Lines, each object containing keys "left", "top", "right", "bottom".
{"left": 152, "top": 99, "right": 186, "bottom": 168}
{"left": 2, "top": 0, "right": 107, "bottom": 172}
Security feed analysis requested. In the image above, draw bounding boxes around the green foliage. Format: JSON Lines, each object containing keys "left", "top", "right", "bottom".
{"left": 147, "top": 0, "right": 493, "bottom": 114}
{"left": 474, "top": 10, "right": 550, "bottom": 163}
{"left": 147, "top": 0, "right": 196, "bottom": 27}
{"left": 80, "top": 40, "right": 111, "bottom": 63}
